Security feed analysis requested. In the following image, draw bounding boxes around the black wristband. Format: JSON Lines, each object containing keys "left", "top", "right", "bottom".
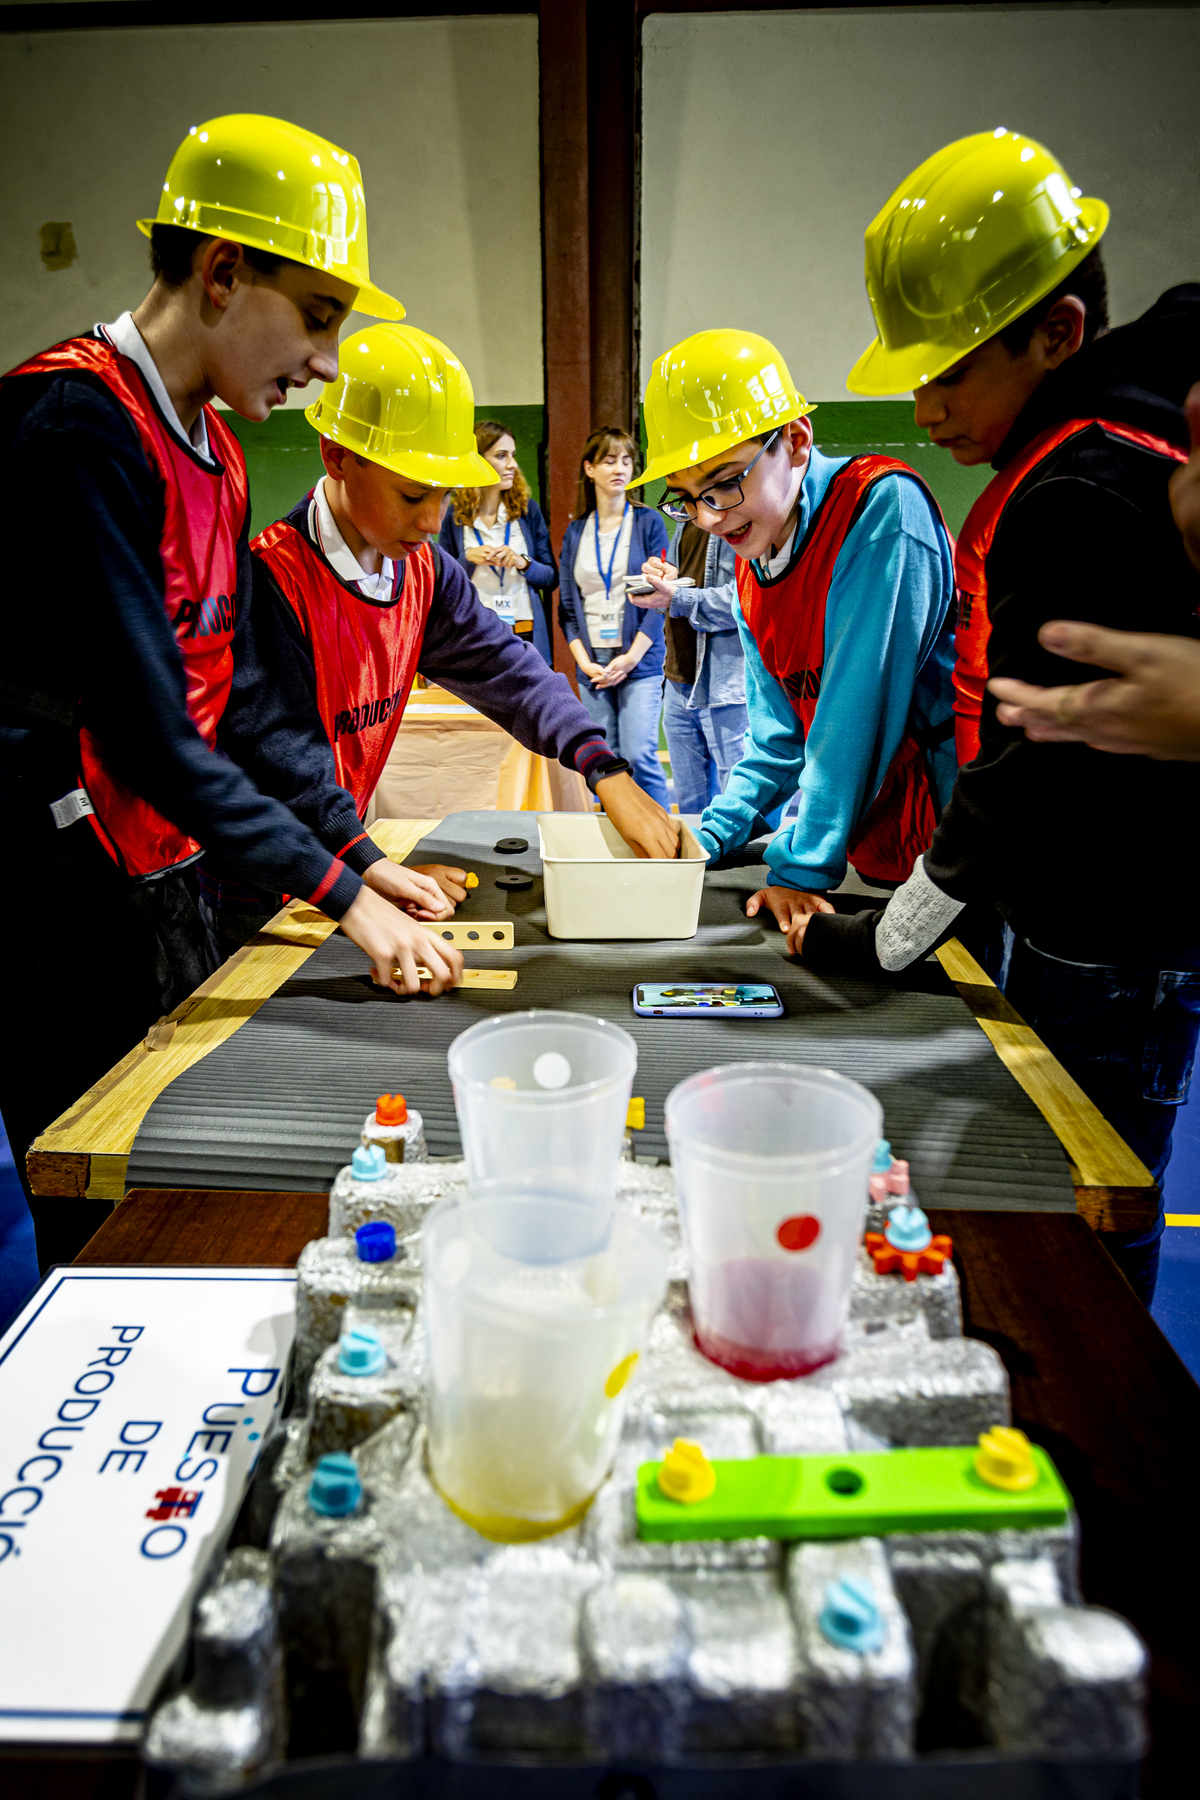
{"left": 587, "top": 757, "right": 630, "bottom": 792}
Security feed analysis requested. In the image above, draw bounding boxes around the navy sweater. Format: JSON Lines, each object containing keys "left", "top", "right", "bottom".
{"left": 216, "top": 497, "right": 622, "bottom": 874}
{"left": 0, "top": 359, "right": 360, "bottom": 918}
{"left": 439, "top": 498, "right": 557, "bottom": 666}
{"left": 558, "top": 506, "right": 668, "bottom": 686}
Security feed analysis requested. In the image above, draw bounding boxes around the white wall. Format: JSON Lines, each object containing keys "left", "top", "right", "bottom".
{"left": 0, "top": 15, "right": 543, "bottom": 404}
{"left": 642, "top": 5, "right": 1200, "bottom": 399}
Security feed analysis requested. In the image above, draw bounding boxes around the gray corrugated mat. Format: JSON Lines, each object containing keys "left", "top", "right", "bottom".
{"left": 127, "top": 812, "right": 1075, "bottom": 1209}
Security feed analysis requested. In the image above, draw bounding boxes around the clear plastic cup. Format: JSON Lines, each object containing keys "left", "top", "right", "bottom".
{"left": 448, "top": 1011, "right": 637, "bottom": 1231}
{"left": 665, "top": 1063, "right": 883, "bottom": 1381}
{"left": 424, "top": 1195, "right": 668, "bottom": 1541}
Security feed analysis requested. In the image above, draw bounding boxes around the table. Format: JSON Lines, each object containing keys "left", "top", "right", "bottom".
{"left": 369, "top": 688, "right": 589, "bottom": 819}
{"left": 26, "top": 820, "right": 1156, "bottom": 1234}
{"left": 3, "top": 1190, "right": 1191, "bottom": 1798}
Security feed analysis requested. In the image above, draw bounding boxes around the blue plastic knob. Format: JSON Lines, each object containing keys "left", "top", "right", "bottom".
{"left": 883, "top": 1201, "right": 933, "bottom": 1253}
{"left": 871, "top": 1139, "right": 893, "bottom": 1175}
{"left": 355, "top": 1220, "right": 396, "bottom": 1263}
{"left": 351, "top": 1143, "right": 387, "bottom": 1182}
{"left": 338, "top": 1325, "right": 387, "bottom": 1377}
{"left": 308, "top": 1453, "right": 362, "bottom": 1518}
{"left": 819, "top": 1576, "right": 885, "bottom": 1653}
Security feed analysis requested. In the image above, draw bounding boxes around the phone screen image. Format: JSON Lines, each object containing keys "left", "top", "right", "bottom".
{"left": 633, "top": 983, "right": 783, "bottom": 1016}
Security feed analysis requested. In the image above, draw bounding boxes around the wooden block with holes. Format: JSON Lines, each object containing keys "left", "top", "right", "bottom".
{"left": 430, "top": 921, "right": 514, "bottom": 949}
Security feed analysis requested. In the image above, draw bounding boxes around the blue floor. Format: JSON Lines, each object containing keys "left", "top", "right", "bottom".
{"left": 1153, "top": 1079, "right": 1200, "bottom": 1382}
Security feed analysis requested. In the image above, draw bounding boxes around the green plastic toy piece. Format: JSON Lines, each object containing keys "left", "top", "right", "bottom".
{"left": 635, "top": 1446, "right": 1071, "bottom": 1543}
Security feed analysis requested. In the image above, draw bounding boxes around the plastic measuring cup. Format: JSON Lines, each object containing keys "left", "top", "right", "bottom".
{"left": 665, "top": 1063, "right": 882, "bottom": 1380}
{"left": 447, "top": 1011, "right": 637, "bottom": 1228}
{"left": 424, "top": 1195, "right": 668, "bottom": 1541}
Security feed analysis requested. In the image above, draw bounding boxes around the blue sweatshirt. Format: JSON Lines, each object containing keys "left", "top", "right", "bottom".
{"left": 695, "top": 448, "right": 957, "bottom": 893}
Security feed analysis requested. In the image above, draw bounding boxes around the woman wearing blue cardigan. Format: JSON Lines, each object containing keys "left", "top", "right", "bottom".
{"left": 439, "top": 420, "right": 558, "bottom": 665}
{"left": 558, "top": 427, "right": 669, "bottom": 806}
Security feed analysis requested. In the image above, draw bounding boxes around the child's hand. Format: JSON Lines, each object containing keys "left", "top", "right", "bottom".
{"left": 745, "top": 886, "right": 835, "bottom": 954}
{"left": 363, "top": 860, "right": 454, "bottom": 920}
{"left": 339, "top": 888, "right": 463, "bottom": 994}
{"left": 411, "top": 863, "right": 471, "bottom": 905}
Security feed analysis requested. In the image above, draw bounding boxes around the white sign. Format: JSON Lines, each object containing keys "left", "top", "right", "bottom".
{"left": 0, "top": 1266, "right": 296, "bottom": 1744}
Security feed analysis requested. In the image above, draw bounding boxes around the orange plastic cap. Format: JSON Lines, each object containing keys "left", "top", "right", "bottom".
{"left": 375, "top": 1093, "right": 408, "bottom": 1125}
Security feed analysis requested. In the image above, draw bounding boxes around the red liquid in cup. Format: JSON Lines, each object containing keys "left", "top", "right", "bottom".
{"left": 692, "top": 1257, "right": 839, "bottom": 1381}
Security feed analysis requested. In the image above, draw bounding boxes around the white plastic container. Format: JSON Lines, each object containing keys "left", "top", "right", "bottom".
{"left": 448, "top": 1010, "right": 636, "bottom": 1234}
{"left": 424, "top": 1195, "right": 668, "bottom": 1540}
{"left": 537, "top": 814, "right": 707, "bottom": 940}
{"left": 665, "top": 1063, "right": 882, "bottom": 1381}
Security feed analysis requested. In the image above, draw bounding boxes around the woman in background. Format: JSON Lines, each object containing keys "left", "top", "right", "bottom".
{"left": 558, "top": 427, "right": 669, "bottom": 806}
{"left": 441, "top": 420, "right": 557, "bottom": 665}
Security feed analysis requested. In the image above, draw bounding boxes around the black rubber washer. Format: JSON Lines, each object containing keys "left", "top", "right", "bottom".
{"left": 493, "top": 836, "right": 529, "bottom": 855}
{"left": 495, "top": 872, "right": 533, "bottom": 891}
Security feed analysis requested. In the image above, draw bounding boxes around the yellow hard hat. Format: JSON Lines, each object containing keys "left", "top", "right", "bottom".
{"left": 138, "top": 113, "right": 404, "bottom": 321}
{"left": 305, "top": 322, "right": 500, "bottom": 488}
{"left": 848, "top": 128, "right": 1108, "bottom": 395}
{"left": 628, "top": 329, "right": 814, "bottom": 488}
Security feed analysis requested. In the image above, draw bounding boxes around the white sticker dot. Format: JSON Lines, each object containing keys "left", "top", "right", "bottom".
{"left": 532, "top": 1051, "right": 572, "bottom": 1090}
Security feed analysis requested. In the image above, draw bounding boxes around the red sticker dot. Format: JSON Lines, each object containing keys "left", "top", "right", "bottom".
{"left": 777, "top": 1214, "right": 821, "bottom": 1252}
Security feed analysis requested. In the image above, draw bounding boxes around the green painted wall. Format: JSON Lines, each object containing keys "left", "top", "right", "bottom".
{"left": 637, "top": 400, "right": 989, "bottom": 537}
{"left": 226, "top": 404, "right": 548, "bottom": 536}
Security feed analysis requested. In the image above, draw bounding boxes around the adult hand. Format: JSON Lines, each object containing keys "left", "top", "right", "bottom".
{"left": 465, "top": 544, "right": 503, "bottom": 566}
{"left": 595, "top": 772, "right": 682, "bottom": 859}
{"left": 989, "top": 622, "right": 1200, "bottom": 759}
{"left": 637, "top": 556, "right": 678, "bottom": 612}
{"left": 592, "top": 653, "right": 636, "bottom": 688}
{"left": 1169, "top": 381, "right": 1200, "bottom": 573}
{"left": 363, "top": 859, "right": 453, "bottom": 920}
{"left": 494, "top": 546, "right": 529, "bottom": 570}
{"left": 411, "top": 863, "right": 471, "bottom": 905}
{"left": 745, "top": 885, "right": 835, "bottom": 954}
{"left": 339, "top": 886, "right": 464, "bottom": 994}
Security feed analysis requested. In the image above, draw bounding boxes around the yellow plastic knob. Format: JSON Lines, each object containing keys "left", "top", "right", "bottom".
{"left": 975, "top": 1426, "right": 1038, "bottom": 1492}
{"left": 464, "top": 873, "right": 479, "bottom": 889}
{"left": 658, "top": 1439, "right": 716, "bottom": 1505}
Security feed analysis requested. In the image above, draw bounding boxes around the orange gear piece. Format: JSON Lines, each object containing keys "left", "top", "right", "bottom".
{"left": 375, "top": 1093, "right": 408, "bottom": 1125}
{"left": 863, "top": 1231, "right": 953, "bottom": 1283}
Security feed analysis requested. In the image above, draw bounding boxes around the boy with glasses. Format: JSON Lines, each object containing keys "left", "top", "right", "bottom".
{"left": 631, "top": 329, "right": 957, "bottom": 938}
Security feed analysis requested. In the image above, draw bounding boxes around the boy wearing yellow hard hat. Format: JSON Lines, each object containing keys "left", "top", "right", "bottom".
{"left": 799, "top": 129, "right": 1200, "bottom": 1304}
{"left": 202, "top": 319, "right": 679, "bottom": 950}
{"left": 631, "top": 328, "right": 958, "bottom": 937}
{"left": 0, "top": 115, "right": 464, "bottom": 1267}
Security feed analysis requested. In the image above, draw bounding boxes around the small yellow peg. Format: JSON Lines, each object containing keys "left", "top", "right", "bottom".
{"left": 658, "top": 1439, "right": 716, "bottom": 1505}
{"left": 464, "top": 872, "right": 479, "bottom": 889}
{"left": 974, "top": 1426, "right": 1038, "bottom": 1492}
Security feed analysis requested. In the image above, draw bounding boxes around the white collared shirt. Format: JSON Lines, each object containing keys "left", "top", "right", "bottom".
{"left": 468, "top": 502, "right": 533, "bottom": 623}
{"left": 309, "top": 477, "right": 397, "bottom": 602}
{"left": 97, "top": 311, "right": 212, "bottom": 463}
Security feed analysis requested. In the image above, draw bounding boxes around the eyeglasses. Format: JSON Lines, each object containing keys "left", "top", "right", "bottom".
{"left": 657, "top": 430, "right": 780, "bottom": 522}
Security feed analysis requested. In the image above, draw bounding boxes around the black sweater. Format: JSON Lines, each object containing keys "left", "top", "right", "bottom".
{"left": 804, "top": 285, "right": 1200, "bottom": 978}
{"left": 0, "top": 359, "right": 361, "bottom": 916}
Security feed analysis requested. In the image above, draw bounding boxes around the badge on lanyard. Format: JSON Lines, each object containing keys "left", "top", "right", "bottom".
{"left": 595, "top": 505, "right": 628, "bottom": 646}
{"left": 473, "top": 518, "right": 517, "bottom": 627}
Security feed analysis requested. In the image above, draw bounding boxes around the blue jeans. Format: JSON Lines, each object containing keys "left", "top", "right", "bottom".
{"left": 1001, "top": 933, "right": 1200, "bottom": 1304}
{"left": 662, "top": 680, "right": 749, "bottom": 814}
{"left": 579, "top": 658, "right": 669, "bottom": 807}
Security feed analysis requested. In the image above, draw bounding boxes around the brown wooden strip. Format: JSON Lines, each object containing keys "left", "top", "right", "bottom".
{"left": 73, "top": 1189, "right": 328, "bottom": 1268}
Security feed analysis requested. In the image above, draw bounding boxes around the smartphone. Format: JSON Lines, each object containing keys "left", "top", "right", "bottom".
{"left": 625, "top": 575, "right": 696, "bottom": 596}
{"left": 632, "top": 981, "right": 784, "bottom": 1019}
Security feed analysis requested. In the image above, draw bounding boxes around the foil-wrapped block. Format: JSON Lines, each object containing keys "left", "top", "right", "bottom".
{"left": 788, "top": 1537, "right": 916, "bottom": 1759}
{"left": 308, "top": 1312, "right": 422, "bottom": 1461}
{"left": 329, "top": 1160, "right": 469, "bottom": 1243}
{"left": 817, "top": 1316, "right": 1010, "bottom": 1447}
{"left": 675, "top": 1569, "right": 800, "bottom": 1753}
{"left": 294, "top": 1237, "right": 421, "bottom": 1398}
{"left": 584, "top": 1465, "right": 780, "bottom": 1576}
{"left": 143, "top": 1547, "right": 283, "bottom": 1793}
{"left": 985, "top": 1557, "right": 1147, "bottom": 1758}
{"left": 581, "top": 1573, "right": 690, "bottom": 1762}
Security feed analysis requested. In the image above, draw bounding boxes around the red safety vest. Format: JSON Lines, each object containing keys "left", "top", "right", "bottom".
{"left": 736, "top": 455, "right": 950, "bottom": 887}
{"left": 252, "top": 513, "right": 436, "bottom": 813}
{"left": 953, "top": 419, "right": 1188, "bottom": 764}
{"left": 7, "top": 335, "right": 246, "bottom": 878}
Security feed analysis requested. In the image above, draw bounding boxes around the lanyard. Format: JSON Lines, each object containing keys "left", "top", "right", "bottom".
{"left": 472, "top": 516, "right": 512, "bottom": 590}
{"left": 593, "top": 503, "right": 629, "bottom": 605}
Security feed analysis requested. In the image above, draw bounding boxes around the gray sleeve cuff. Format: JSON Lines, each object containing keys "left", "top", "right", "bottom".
{"left": 874, "top": 855, "right": 965, "bottom": 972}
